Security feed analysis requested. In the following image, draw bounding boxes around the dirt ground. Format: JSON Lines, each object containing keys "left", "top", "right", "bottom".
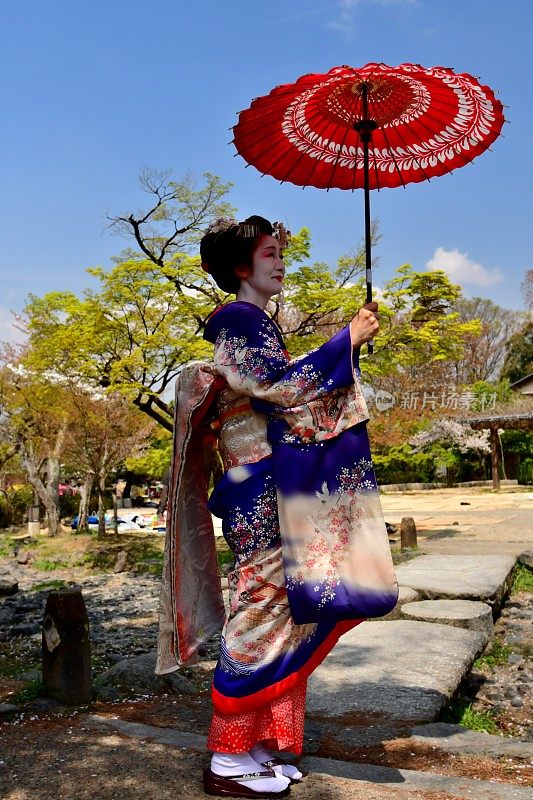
{"left": 78, "top": 693, "right": 531, "bottom": 788}
{"left": 1, "top": 673, "right": 531, "bottom": 796}
{"left": 0, "top": 714, "right": 509, "bottom": 800}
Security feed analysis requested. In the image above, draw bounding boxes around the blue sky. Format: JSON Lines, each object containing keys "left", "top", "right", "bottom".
{"left": 1, "top": 0, "right": 531, "bottom": 341}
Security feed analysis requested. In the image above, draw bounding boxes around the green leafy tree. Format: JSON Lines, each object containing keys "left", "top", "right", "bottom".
{"left": 107, "top": 169, "right": 235, "bottom": 266}
{"left": 123, "top": 429, "right": 172, "bottom": 482}
{"left": 500, "top": 322, "right": 533, "bottom": 384}
{"left": 19, "top": 256, "right": 479, "bottom": 433}
{"left": 13, "top": 169, "right": 480, "bottom": 434}
{"left": 63, "top": 392, "right": 154, "bottom": 535}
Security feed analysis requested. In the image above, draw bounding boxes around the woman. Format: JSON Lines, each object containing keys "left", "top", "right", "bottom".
{"left": 156, "top": 216, "right": 399, "bottom": 799}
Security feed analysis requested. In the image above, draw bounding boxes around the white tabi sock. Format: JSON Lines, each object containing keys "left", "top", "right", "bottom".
{"left": 210, "top": 751, "right": 290, "bottom": 793}
{"left": 249, "top": 743, "right": 303, "bottom": 781}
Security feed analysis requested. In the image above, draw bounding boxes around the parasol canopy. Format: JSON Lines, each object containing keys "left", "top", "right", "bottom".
{"left": 232, "top": 63, "right": 505, "bottom": 191}
{"left": 232, "top": 63, "right": 505, "bottom": 352}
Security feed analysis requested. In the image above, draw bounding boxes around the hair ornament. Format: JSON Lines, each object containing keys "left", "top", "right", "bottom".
{"left": 205, "top": 217, "right": 238, "bottom": 236}
{"left": 272, "top": 221, "right": 290, "bottom": 250}
{"left": 236, "top": 222, "right": 261, "bottom": 238}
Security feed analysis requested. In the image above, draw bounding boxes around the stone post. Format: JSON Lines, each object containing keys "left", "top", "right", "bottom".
{"left": 490, "top": 427, "right": 501, "bottom": 491}
{"left": 400, "top": 517, "right": 417, "bottom": 549}
{"left": 27, "top": 490, "right": 40, "bottom": 536}
{"left": 42, "top": 589, "right": 91, "bottom": 705}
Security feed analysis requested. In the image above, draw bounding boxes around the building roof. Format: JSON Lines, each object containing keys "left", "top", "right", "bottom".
{"left": 510, "top": 373, "right": 533, "bottom": 389}
{"left": 459, "top": 397, "right": 533, "bottom": 430}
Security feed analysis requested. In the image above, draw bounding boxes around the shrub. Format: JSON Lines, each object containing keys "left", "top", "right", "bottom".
{"left": 373, "top": 445, "right": 438, "bottom": 485}
{"left": 0, "top": 485, "right": 33, "bottom": 528}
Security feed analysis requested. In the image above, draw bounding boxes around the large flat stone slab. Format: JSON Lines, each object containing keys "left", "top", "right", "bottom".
{"left": 395, "top": 554, "right": 516, "bottom": 610}
{"left": 86, "top": 715, "right": 206, "bottom": 749}
{"left": 410, "top": 722, "right": 533, "bottom": 759}
{"left": 401, "top": 599, "right": 493, "bottom": 640}
{"left": 307, "top": 620, "right": 487, "bottom": 724}
{"left": 299, "top": 755, "right": 533, "bottom": 800}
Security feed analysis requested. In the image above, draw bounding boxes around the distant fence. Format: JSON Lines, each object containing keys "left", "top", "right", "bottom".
{"left": 379, "top": 479, "right": 519, "bottom": 493}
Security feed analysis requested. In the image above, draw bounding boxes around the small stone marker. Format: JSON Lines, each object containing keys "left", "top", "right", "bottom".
{"left": 42, "top": 589, "right": 91, "bottom": 705}
{"left": 113, "top": 550, "right": 128, "bottom": 573}
{"left": 400, "top": 516, "right": 417, "bottom": 549}
{"left": 27, "top": 504, "right": 40, "bottom": 537}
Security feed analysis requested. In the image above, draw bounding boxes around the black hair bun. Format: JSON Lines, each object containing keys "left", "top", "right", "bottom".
{"left": 200, "top": 215, "right": 273, "bottom": 294}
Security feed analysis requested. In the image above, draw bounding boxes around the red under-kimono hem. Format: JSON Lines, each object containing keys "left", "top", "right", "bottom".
{"left": 207, "top": 680, "right": 307, "bottom": 754}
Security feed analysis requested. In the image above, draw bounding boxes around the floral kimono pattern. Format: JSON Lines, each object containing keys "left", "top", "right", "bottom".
{"left": 156, "top": 300, "right": 398, "bottom": 742}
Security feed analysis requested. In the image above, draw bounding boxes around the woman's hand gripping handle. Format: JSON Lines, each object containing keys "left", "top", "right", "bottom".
{"left": 350, "top": 302, "right": 379, "bottom": 351}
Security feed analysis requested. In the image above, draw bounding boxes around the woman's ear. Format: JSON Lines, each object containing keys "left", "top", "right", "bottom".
{"left": 234, "top": 265, "right": 250, "bottom": 280}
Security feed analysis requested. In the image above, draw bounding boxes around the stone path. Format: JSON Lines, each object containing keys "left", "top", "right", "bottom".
{"left": 400, "top": 599, "right": 494, "bottom": 638}
{"left": 307, "top": 554, "right": 520, "bottom": 724}
{"left": 85, "top": 715, "right": 533, "bottom": 800}
{"left": 409, "top": 721, "right": 533, "bottom": 759}
{"left": 308, "top": 620, "right": 488, "bottom": 722}
{"left": 394, "top": 554, "right": 516, "bottom": 609}
{"left": 299, "top": 754, "right": 533, "bottom": 800}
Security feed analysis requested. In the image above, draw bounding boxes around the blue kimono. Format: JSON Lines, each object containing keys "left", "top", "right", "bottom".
{"left": 156, "top": 301, "right": 398, "bottom": 717}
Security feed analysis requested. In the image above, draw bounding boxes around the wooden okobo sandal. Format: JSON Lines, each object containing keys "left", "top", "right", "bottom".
{"left": 202, "top": 767, "right": 291, "bottom": 798}
{"left": 259, "top": 757, "right": 305, "bottom": 784}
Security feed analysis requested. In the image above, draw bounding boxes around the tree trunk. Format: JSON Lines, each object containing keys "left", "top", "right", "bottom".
{"left": 121, "top": 473, "right": 133, "bottom": 500}
{"left": 44, "top": 454, "right": 61, "bottom": 534}
{"left": 77, "top": 472, "right": 94, "bottom": 532}
{"left": 97, "top": 473, "right": 107, "bottom": 537}
{"left": 112, "top": 487, "right": 118, "bottom": 535}
{"left": 45, "top": 503, "right": 61, "bottom": 538}
{"left": 19, "top": 445, "right": 61, "bottom": 537}
{"left": 18, "top": 421, "right": 68, "bottom": 537}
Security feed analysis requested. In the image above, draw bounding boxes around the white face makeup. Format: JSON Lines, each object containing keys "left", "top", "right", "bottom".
{"left": 236, "top": 234, "right": 285, "bottom": 309}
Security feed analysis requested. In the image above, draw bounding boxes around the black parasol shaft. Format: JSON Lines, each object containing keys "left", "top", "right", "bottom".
{"left": 355, "top": 83, "right": 377, "bottom": 354}
{"left": 363, "top": 135, "right": 372, "bottom": 305}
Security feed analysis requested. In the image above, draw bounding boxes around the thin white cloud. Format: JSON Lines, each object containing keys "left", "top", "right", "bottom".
{"left": 327, "top": 0, "right": 416, "bottom": 39}
{"left": 426, "top": 247, "right": 503, "bottom": 287}
{"left": 266, "top": 5, "right": 338, "bottom": 25}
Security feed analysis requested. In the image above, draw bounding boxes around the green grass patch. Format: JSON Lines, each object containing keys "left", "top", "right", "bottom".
{"left": 32, "top": 558, "right": 64, "bottom": 571}
{"left": 441, "top": 697, "right": 500, "bottom": 735}
{"left": 10, "top": 678, "right": 44, "bottom": 705}
{"left": 79, "top": 534, "right": 166, "bottom": 573}
{"left": 137, "top": 549, "right": 164, "bottom": 575}
{"left": 0, "top": 535, "right": 15, "bottom": 557}
{"left": 474, "top": 638, "right": 513, "bottom": 669}
{"left": 0, "top": 646, "right": 41, "bottom": 679}
{"left": 511, "top": 563, "right": 533, "bottom": 594}
{"left": 215, "top": 539, "right": 234, "bottom": 570}
{"left": 30, "top": 579, "right": 70, "bottom": 592}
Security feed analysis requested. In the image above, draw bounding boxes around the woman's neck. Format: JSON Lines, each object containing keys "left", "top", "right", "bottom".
{"left": 235, "top": 284, "right": 270, "bottom": 310}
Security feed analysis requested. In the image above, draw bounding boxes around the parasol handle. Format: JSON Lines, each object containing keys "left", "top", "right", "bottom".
{"left": 354, "top": 84, "right": 378, "bottom": 356}
{"left": 366, "top": 267, "right": 373, "bottom": 355}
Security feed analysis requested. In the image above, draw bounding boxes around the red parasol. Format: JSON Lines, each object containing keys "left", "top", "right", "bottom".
{"left": 232, "top": 63, "right": 505, "bottom": 349}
